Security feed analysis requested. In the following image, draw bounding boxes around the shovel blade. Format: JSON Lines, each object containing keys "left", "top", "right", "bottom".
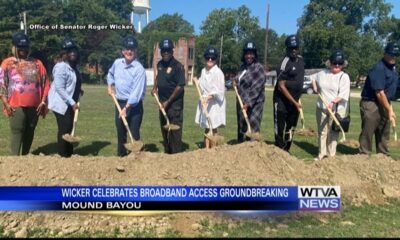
{"left": 62, "top": 134, "right": 81, "bottom": 143}
{"left": 245, "top": 132, "right": 262, "bottom": 141}
{"left": 163, "top": 124, "right": 180, "bottom": 131}
{"left": 204, "top": 133, "right": 225, "bottom": 145}
{"left": 124, "top": 140, "right": 144, "bottom": 152}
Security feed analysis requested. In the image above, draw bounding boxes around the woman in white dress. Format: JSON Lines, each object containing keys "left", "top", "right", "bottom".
{"left": 195, "top": 47, "right": 226, "bottom": 148}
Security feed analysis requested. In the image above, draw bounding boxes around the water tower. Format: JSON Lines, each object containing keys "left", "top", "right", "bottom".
{"left": 131, "top": 0, "right": 151, "bottom": 33}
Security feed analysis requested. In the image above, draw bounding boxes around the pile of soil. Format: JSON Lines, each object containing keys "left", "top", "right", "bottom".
{"left": 0, "top": 142, "right": 399, "bottom": 237}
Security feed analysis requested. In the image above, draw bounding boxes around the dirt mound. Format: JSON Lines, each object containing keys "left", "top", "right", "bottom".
{"left": 0, "top": 142, "right": 399, "bottom": 236}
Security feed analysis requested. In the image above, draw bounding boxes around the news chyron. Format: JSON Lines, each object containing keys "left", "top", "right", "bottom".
{"left": 298, "top": 186, "right": 340, "bottom": 212}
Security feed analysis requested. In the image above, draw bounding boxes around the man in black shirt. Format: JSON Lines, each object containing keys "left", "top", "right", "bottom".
{"left": 273, "top": 35, "right": 305, "bottom": 151}
{"left": 151, "top": 38, "right": 185, "bottom": 154}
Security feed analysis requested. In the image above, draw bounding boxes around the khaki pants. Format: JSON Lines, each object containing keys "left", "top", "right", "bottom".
{"left": 359, "top": 100, "right": 390, "bottom": 155}
{"left": 316, "top": 107, "right": 340, "bottom": 158}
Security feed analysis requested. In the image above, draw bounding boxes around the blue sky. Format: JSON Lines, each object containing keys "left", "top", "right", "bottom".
{"left": 133, "top": 0, "right": 400, "bottom": 36}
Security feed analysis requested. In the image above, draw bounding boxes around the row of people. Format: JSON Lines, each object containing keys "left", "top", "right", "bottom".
{"left": 0, "top": 33, "right": 398, "bottom": 159}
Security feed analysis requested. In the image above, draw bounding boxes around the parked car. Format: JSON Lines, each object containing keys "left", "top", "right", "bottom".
{"left": 303, "top": 76, "right": 314, "bottom": 94}
{"left": 225, "top": 79, "right": 233, "bottom": 90}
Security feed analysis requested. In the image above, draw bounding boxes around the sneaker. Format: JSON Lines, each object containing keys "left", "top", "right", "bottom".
{"left": 314, "top": 155, "right": 327, "bottom": 161}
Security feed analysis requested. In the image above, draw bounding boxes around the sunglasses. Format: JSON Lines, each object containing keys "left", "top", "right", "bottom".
{"left": 331, "top": 61, "right": 344, "bottom": 66}
{"left": 205, "top": 56, "right": 217, "bottom": 61}
{"left": 161, "top": 50, "right": 172, "bottom": 55}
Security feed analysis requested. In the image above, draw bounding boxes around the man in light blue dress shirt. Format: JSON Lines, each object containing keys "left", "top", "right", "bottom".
{"left": 107, "top": 35, "right": 147, "bottom": 157}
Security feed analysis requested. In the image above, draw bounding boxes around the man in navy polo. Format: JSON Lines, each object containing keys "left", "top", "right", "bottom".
{"left": 359, "top": 42, "right": 399, "bottom": 155}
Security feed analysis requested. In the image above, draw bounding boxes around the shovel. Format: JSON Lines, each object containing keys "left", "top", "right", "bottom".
{"left": 388, "top": 105, "right": 400, "bottom": 147}
{"left": 296, "top": 99, "right": 316, "bottom": 137}
{"left": 153, "top": 94, "right": 180, "bottom": 131}
{"left": 318, "top": 93, "right": 346, "bottom": 143}
{"left": 193, "top": 79, "right": 224, "bottom": 145}
{"left": 62, "top": 103, "right": 81, "bottom": 143}
{"left": 233, "top": 85, "right": 261, "bottom": 141}
{"left": 111, "top": 94, "right": 144, "bottom": 152}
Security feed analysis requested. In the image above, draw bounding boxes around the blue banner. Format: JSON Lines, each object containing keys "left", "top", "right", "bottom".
{"left": 0, "top": 186, "right": 340, "bottom": 212}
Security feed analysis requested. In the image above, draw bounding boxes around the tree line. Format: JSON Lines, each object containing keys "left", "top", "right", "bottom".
{"left": 0, "top": 0, "right": 398, "bottom": 83}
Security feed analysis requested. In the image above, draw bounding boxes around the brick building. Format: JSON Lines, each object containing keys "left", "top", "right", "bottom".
{"left": 152, "top": 37, "right": 196, "bottom": 84}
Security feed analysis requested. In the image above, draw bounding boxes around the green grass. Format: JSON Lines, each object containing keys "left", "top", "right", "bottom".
{"left": 1, "top": 84, "right": 400, "bottom": 160}
{"left": 196, "top": 199, "right": 400, "bottom": 238}
{"left": 0, "top": 84, "right": 399, "bottom": 237}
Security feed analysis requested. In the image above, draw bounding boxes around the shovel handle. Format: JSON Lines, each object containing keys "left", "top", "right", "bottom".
{"left": 111, "top": 94, "right": 135, "bottom": 144}
{"left": 299, "top": 99, "right": 305, "bottom": 129}
{"left": 390, "top": 105, "right": 397, "bottom": 141}
{"left": 70, "top": 102, "right": 80, "bottom": 136}
{"left": 153, "top": 94, "right": 171, "bottom": 126}
{"left": 193, "top": 79, "right": 214, "bottom": 130}
{"left": 233, "top": 85, "right": 252, "bottom": 134}
{"left": 318, "top": 93, "right": 346, "bottom": 142}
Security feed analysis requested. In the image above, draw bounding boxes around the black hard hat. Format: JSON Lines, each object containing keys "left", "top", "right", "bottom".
{"left": 203, "top": 47, "right": 219, "bottom": 59}
{"left": 329, "top": 50, "right": 345, "bottom": 63}
{"left": 243, "top": 41, "right": 257, "bottom": 52}
{"left": 384, "top": 42, "right": 400, "bottom": 57}
{"left": 61, "top": 37, "right": 78, "bottom": 50}
{"left": 123, "top": 35, "right": 138, "bottom": 49}
{"left": 285, "top": 35, "right": 300, "bottom": 48}
{"left": 159, "top": 38, "right": 174, "bottom": 50}
{"left": 12, "top": 32, "right": 30, "bottom": 47}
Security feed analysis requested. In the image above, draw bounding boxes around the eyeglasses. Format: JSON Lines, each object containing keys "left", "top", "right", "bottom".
{"left": 161, "top": 50, "right": 172, "bottom": 55}
{"left": 205, "top": 56, "right": 217, "bottom": 61}
{"left": 331, "top": 61, "right": 344, "bottom": 66}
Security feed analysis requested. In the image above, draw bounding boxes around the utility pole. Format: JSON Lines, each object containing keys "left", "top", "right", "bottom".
{"left": 264, "top": 3, "right": 270, "bottom": 71}
{"left": 219, "top": 34, "right": 224, "bottom": 67}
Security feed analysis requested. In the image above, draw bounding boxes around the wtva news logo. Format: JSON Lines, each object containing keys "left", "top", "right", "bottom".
{"left": 298, "top": 186, "right": 340, "bottom": 212}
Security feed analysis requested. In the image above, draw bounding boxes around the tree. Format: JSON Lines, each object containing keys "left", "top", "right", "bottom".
{"left": 138, "top": 14, "right": 194, "bottom": 68}
{"left": 298, "top": 0, "right": 395, "bottom": 79}
{"left": 198, "top": 5, "right": 263, "bottom": 75}
{"left": 142, "top": 13, "right": 194, "bottom": 34}
{"left": 0, "top": 0, "right": 133, "bottom": 83}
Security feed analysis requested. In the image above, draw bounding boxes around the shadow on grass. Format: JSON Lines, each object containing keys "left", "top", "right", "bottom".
{"left": 293, "top": 140, "right": 318, "bottom": 156}
{"left": 150, "top": 141, "right": 189, "bottom": 153}
{"left": 337, "top": 143, "right": 359, "bottom": 155}
{"left": 143, "top": 143, "right": 159, "bottom": 152}
{"left": 31, "top": 143, "right": 58, "bottom": 155}
{"left": 75, "top": 141, "right": 111, "bottom": 156}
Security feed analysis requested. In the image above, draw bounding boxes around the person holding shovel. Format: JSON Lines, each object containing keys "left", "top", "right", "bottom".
{"left": 48, "top": 37, "right": 82, "bottom": 158}
{"left": 152, "top": 38, "right": 185, "bottom": 154}
{"left": 273, "top": 35, "right": 305, "bottom": 152}
{"left": 233, "top": 41, "right": 266, "bottom": 143}
{"left": 359, "top": 42, "right": 399, "bottom": 156}
{"left": 107, "top": 35, "right": 146, "bottom": 157}
{"left": 311, "top": 50, "right": 350, "bottom": 161}
{"left": 0, "top": 32, "right": 50, "bottom": 155}
{"left": 195, "top": 47, "right": 226, "bottom": 148}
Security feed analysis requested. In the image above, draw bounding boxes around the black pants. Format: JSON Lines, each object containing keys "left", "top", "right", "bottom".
{"left": 159, "top": 101, "right": 183, "bottom": 154}
{"left": 9, "top": 107, "right": 39, "bottom": 155}
{"left": 273, "top": 100, "right": 299, "bottom": 151}
{"left": 54, "top": 107, "right": 74, "bottom": 157}
{"left": 115, "top": 100, "right": 143, "bottom": 157}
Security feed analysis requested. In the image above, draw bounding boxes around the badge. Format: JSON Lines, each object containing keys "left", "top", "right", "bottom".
{"left": 166, "top": 67, "right": 172, "bottom": 74}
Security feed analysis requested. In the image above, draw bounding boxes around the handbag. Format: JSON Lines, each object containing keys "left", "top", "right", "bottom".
{"left": 332, "top": 112, "right": 350, "bottom": 132}
{"left": 331, "top": 73, "right": 351, "bottom": 132}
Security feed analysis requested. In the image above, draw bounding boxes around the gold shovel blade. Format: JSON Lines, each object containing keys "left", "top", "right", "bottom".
{"left": 163, "top": 124, "right": 180, "bottom": 131}
{"left": 124, "top": 140, "right": 144, "bottom": 152}
{"left": 62, "top": 134, "right": 81, "bottom": 143}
